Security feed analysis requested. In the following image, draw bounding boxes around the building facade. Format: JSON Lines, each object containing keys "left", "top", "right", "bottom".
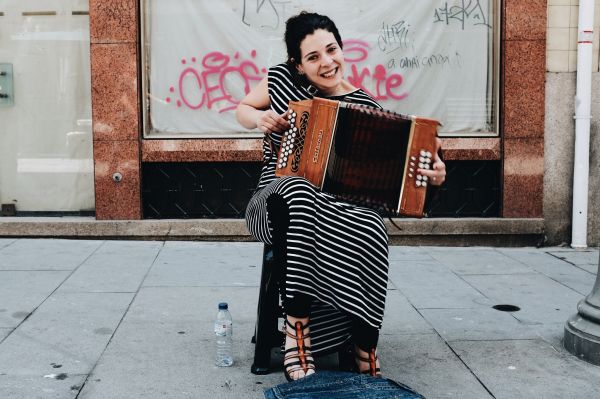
{"left": 0, "top": 0, "right": 598, "bottom": 246}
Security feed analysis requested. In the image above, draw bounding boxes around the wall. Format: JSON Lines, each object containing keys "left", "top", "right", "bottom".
{"left": 545, "top": 0, "right": 600, "bottom": 246}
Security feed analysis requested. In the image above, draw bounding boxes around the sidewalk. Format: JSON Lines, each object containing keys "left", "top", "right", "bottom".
{"left": 0, "top": 238, "right": 598, "bottom": 398}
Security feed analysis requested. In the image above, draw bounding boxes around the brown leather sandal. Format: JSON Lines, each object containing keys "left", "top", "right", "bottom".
{"left": 283, "top": 319, "right": 315, "bottom": 381}
{"left": 355, "top": 347, "right": 382, "bottom": 377}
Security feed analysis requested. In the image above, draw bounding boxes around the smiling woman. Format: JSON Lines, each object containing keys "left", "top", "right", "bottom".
{"left": 235, "top": 11, "right": 445, "bottom": 383}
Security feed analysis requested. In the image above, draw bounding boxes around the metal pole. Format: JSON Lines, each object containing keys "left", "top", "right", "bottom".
{"left": 564, "top": 249, "right": 600, "bottom": 364}
{"left": 571, "top": 0, "right": 595, "bottom": 248}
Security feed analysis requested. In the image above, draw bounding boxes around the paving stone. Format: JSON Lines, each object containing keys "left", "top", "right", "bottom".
{"left": 0, "top": 293, "right": 133, "bottom": 376}
{"left": 497, "top": 247, "right": 596, "bottom": 295}
{"left": 450, "top": 339, "right": 600, "bottom": 398}
{"left": 0, "top": 374, "right": 87, "bottom": 399}
{"left": 57, "top": 241, "right": 163, "bottom": 293}
{"left": 388, "top": 246, "right": 434, "bottom": 262}
{"left": 0, "top": 238, "right": 17, "bottom": 250}
{"left": 420, "top": 307, "right": 540, "bottom": 341}
{"left": 378, "top": 333, "right": 494, "bottom": 398}
{"left": 388, "top": 260, "right": 493, "bottom": 309}
{"left": 0, "top": 239, "right": 104, "bottom": 271}
{"left": 76, "top": 317, "right": 281, "bottom": 399}
{"left": 0, "top": 271, "right": 70, "bottom": 327}
{"left": 548, "top": 249, "right": 600, "bottom": 274}
{"left": 425, "top": 246, "right": 533, "bottom": 275}
{"left": 461, "top": 274, "right": 585, "bottom": 324}
{"left": 380, "top": 290, "right": 435, "bottom": 336}
{"left": 0, "top": 328, "right": 11, "bottom": 341}
{"left": 144, "top": 242, "right": 262, "bottom": 287}
{"left": 124, "top": 286, "right": 259, "bottom": 325}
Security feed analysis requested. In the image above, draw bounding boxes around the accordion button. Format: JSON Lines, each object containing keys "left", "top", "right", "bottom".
{"left": 291, "top": 118, "right": 296, "bottom": 124}
{"left": 418, "top": 163, "right": 424, "bottom": 168}
{"left": 292, "top": 133, "right": 296, "bottom": 138}
{"left": 411, "top": 156, "right": 417, "bottom": 161}
{"left": 408, "top": 173, "right": 413, "bottom": 178}
{"left": 426, "top": 151, "right": 432, "bottom": 158}
{"left": 420, "top": 150, "right": 426, "bottom": 157}
{"left": 292, "top": 112, "right": 297, "bottom": 117}
{"left": 288, "top": 114, "right": 293, "bottom": 120}
{"left": 416, "top": 180, "right": 422, "bottom": 187}
{"left": 293, "top": 127, "right": 298, "bottom": 132}
{"left": 417, "top": 175, "right": 423, "bottom": 180}
{"left": 410, "top": 162, "right": 415, "bottom": 167}
{"left": 422, "top": 182, "right": 427, "bottom": 187}
{"left": 422, "top": 176, "right": 428, "bottom": 182}
{"left": 419, "top": 157, "right": 425, "bottom": 163}
{"left": 282, "top": 162, "right": 287, "bottom": 167}
{"left": 290, "top": 144, "right": 294, "bottom": 149}
{"left": 409, "top": 168, "right": 414, "bottom": 172}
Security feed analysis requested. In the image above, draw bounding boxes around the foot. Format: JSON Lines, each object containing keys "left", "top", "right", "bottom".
{"left": 283, "top": 316, "right": 316, "bottom": 381}
{"left": 355, "top": 345, "right": 382, "bottom": 377}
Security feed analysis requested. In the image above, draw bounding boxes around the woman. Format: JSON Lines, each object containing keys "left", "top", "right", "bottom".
{"left": 236, "top": 12, "right": 446, "bottom": 381}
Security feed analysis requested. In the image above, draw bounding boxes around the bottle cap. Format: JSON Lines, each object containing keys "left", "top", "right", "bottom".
{"left": 218, "top": 302, "right": 228, "bottom": 310}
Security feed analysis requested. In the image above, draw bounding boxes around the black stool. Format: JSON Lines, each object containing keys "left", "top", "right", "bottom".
{"left": 250, "top": 245, "right": 354, "bottom": 375}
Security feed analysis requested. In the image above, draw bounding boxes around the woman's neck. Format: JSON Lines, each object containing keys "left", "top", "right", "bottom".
{"left": 318, "top": 80, "right": 357, "bottom": 97}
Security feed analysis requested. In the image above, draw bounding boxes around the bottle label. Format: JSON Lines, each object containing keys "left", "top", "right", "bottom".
{"left": 214, "top": 322, "right": 231, "bottom": 336}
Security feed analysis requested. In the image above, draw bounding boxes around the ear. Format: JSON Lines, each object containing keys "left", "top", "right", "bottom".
{"left": 296, "top": 64, "right": 305, "bottom": 76}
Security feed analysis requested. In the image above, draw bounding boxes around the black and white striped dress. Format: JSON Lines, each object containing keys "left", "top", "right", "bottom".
{"left": 246, "top": 63, "right": 389, "bottom": 355}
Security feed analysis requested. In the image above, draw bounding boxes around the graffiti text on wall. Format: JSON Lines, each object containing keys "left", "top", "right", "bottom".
{"left": 433, "top": 0, "right": 491, "bottom": 30}
{"left": 164, "top": 40, "right": 417, "bottom": 112}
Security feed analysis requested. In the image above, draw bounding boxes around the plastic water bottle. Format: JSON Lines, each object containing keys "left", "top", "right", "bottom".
{"left": 214, "top": 302, "right": 233, "bottom": 367}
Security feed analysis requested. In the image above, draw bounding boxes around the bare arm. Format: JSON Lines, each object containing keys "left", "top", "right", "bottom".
{"left": 235, "top": 76, "right": 289, "bottom": 133}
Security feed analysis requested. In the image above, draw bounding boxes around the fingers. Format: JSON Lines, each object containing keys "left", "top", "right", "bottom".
{"left": 418, "top": 158, "right": 446, "bottom": 186}
{"left": 257, "top": 110, "right": 290, "bottom": 134}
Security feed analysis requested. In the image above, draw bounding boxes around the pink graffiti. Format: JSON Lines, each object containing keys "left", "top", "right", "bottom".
{"left": 166, "top": 40, "right": 408, "bottom": 113}
{"left": 167, "top": 51, "right": 264, "bottom": 113}
{"left": 343, "top": 40, "right": 408, "bottom": 101}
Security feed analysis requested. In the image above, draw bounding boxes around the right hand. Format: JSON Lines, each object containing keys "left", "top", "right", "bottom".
{"left": 256, "top": 110, "right": 290, "bottom": 135}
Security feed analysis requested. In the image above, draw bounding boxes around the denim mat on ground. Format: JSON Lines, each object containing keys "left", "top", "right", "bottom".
{"left": 264, "top": 371, "right": 425, "bottom": 399}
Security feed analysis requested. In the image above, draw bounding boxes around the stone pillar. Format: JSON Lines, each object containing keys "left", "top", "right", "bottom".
{"left": 564, "top": 251, "right": 600, "bottom": 365}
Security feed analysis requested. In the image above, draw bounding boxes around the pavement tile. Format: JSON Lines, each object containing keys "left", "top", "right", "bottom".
{"left": 388, "top": 246, "right": 434, "bottom": 262}
{"left": 0, "top": 238, "right": 17, "bottom": 250}
{"left": 378, "top": 333, "right": 494, "bottom": 398}
{"left": 0, "top": 374, "right": 87, "bottom": 399}
{"left": 0, "top": 293, "right": 133, "bottom": 376}
{"left": 450, "top": 339, "right": 600, "bottom": 398}
{"left": 380, "top": 290, "right": 436, "bottom": 336}
{"left": 425, "top": 246, "right": 533, "bottom": 275}
{"left": 497, "top": 247, "right": 596, "bottom": 295}
{"left": 144, "top": 242, "right": 262, "bottom": 287}
{"left": 124, "top": 286, "right": 259, "bottom": 325}
{"left": 460, "top": 274, "right": 584, "bottom": 324}
{"left": 547, "top": 249, "right": 600, "bottom": 274}
{"left": 76, "top": 318, "right": 281, "bottom": 399}
{"left": 420, "top": 307, "right": 540, "bottom": 341}
{"left": 57, "top": 241, "right": 163, "bottom": 293}
{"left": 0, "top": 271, "right": 70, "bottom": 327}
{"left": 388, "top": 260, "right": 493, "bottom": 309}
{"left": 0, "top": 239, "right": 104, "bottom": 271}
{"left": 0, "top": 328, "right": 11, "bottom": 341}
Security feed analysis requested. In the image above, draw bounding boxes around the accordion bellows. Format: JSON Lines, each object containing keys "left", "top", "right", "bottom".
{"left": 275, "top": 97, "right": 440, "bottom": 218}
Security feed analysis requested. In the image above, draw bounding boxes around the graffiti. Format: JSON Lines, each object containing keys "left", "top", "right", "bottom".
{"left": 378, "top": 20, "right": 411, "bottom": 54}
{"left": 165, "top": 40, "right": 410, "bottom": 112}
{"left": 241, "top": 0, "right": 292, "bottom": 30}
{"left": 344, "top": 40, "right": 408, "bottom": 101}
{"left": 433, "top": 0, "right": 491, "bottom": 30}
{"left": 166, "top": 50, "right": 265, "bottom": 113}
{"left": 387, "top": 51, "right": 463, "bottom": 70}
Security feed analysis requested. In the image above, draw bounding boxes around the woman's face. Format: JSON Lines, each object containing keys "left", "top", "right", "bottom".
{"left": 297, "top": 29, "right": 345, "bottom": 96}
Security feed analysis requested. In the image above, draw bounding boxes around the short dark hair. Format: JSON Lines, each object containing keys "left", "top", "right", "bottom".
{"left": 284, "top": 11, "right": 343, "bottom": 67}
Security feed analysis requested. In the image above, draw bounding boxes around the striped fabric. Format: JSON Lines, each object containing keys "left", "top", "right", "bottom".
{"left": 246, "top": 63, "right": 389, "bottom": 355}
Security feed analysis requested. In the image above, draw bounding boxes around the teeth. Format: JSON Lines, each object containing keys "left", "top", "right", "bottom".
{"left": 322, "top": 68, "right": 336, "bottom": 78}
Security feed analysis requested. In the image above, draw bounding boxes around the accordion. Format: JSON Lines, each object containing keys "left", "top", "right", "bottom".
{"left": 274, "top": 97, "right": 440, "bottom": 217}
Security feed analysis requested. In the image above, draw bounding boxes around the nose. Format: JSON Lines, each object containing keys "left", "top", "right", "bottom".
{"left": 321, "top": 53, "right": 334, "bottom": 66}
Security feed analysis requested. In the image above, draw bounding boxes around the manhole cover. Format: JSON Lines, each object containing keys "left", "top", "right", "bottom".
{"left": 492, "top": 304, "right": 521, "bottom": 312}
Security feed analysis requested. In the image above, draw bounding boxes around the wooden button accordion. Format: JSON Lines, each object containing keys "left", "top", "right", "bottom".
{"left": 275, "top": 97, "right": 440, "bottom": 218}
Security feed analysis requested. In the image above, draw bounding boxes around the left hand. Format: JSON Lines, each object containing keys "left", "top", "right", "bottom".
{"left": 418, "top": 138, "right": 446, "bottom": 186}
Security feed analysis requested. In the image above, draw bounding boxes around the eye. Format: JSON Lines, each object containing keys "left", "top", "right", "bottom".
{"left": 307, "top": 55, "right": 318, "bottom": 61}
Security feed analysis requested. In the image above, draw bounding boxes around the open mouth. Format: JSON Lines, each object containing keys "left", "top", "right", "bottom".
{"left": 320, "top": 67, "right": 338, "bottom": 79}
